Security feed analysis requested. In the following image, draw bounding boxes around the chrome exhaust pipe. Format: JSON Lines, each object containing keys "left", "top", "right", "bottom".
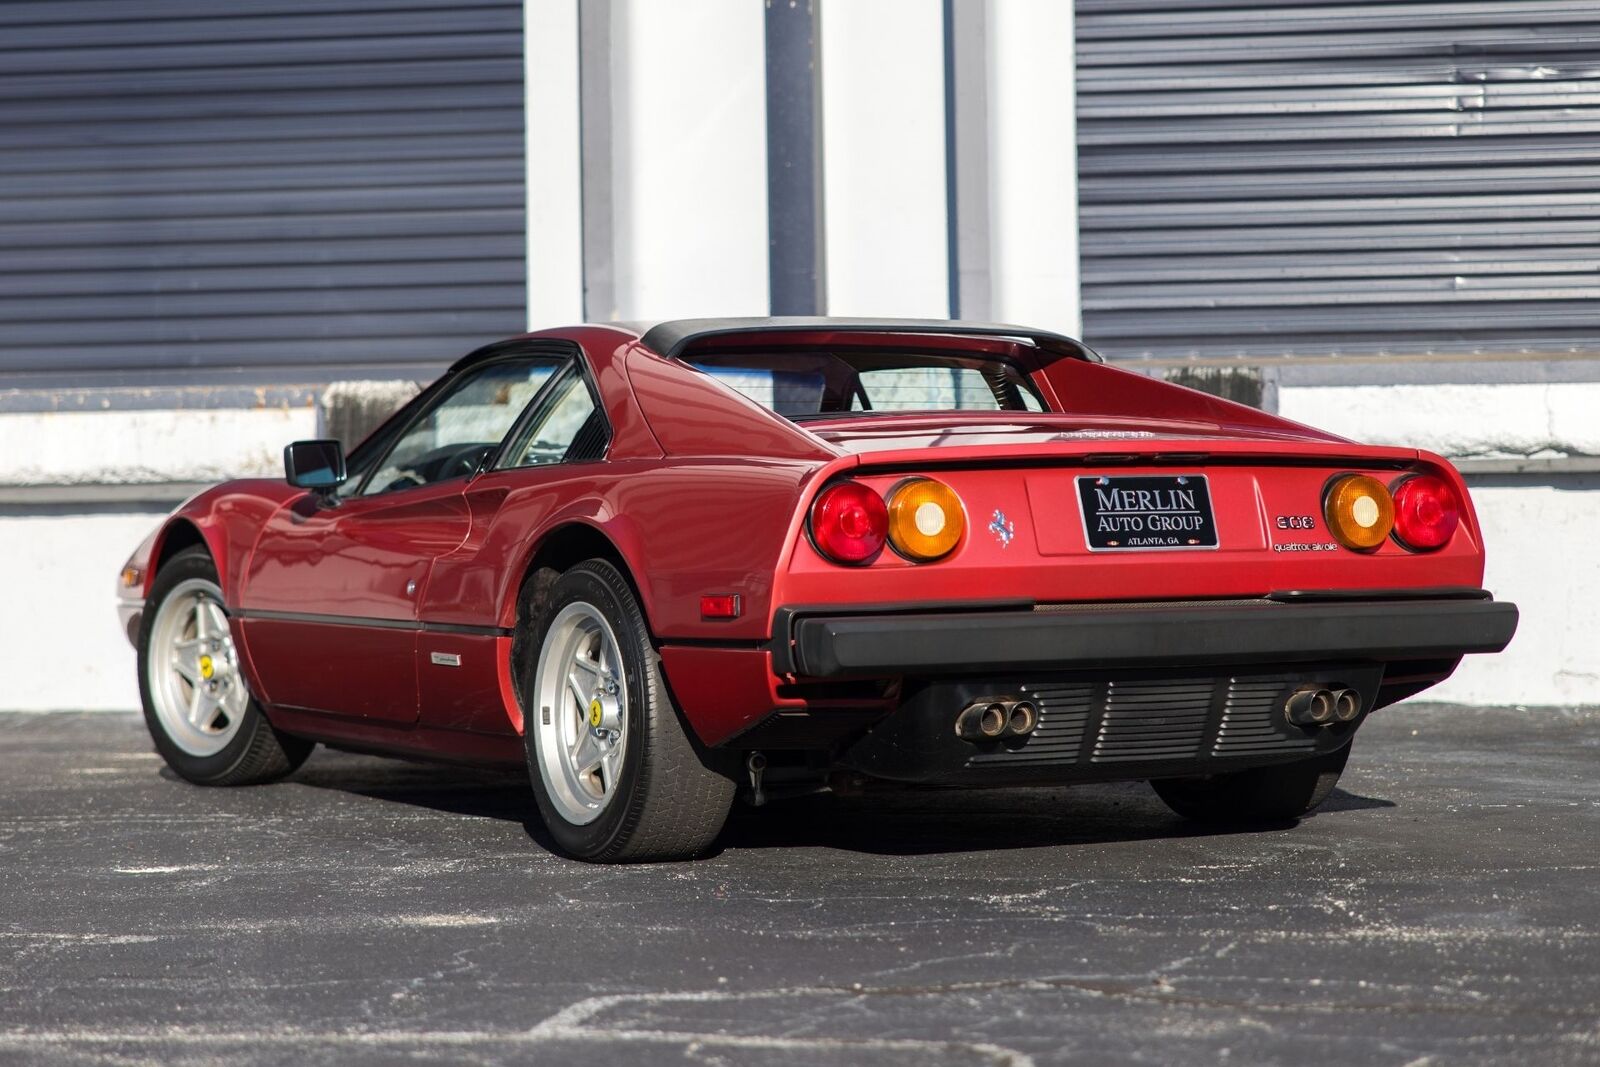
{"left": 1285, "top": 686, "right": 1337, "bottom": 727}
{"left": 745, "top": 751, "right": 767, "bottom": 807}
{"left": 1007, "top": 700, "right": 1039, "bottom": 737}
{"left": 1332, "top": 688, "right": 1362, "bottom": 723}
{"left": 956, "top": 699, "right": 1039, "bottom": 742}
{"left": 981, "top": 703, "right": 1007, "bottom": 738}
{"left": 956, "top": 701, "right": 1010, "bottom": 741}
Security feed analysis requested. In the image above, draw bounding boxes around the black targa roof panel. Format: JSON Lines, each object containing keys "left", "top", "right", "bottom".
{"left": 629, "top": 317, "right": 1102, "bottom": 363}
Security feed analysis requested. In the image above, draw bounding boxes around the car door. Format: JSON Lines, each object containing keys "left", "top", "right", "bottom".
{"left": 416, "top": 359, "right": 611, "bottom": 734}
{"left": 239, "top": 356, "right": 565, "bottom": 723}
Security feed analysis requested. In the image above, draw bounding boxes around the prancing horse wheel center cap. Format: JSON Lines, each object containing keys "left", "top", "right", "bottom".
{"left": 588, "top": 689, "right": 621, "bottom": 733}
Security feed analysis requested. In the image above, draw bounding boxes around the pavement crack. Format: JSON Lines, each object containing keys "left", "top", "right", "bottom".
{"left": 526, "top": 986, "right": 1039, "bottom": 1065}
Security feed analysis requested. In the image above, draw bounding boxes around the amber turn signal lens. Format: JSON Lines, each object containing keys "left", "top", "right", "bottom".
{"left": 887, "top": 478, "right": 965, "bottom": 561}
{"left": 1323, "top": 473, "right": 1394, "bottom": 551}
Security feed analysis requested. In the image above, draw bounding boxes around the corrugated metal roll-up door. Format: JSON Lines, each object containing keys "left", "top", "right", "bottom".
{"left": 1075, "top": 1, "right": 1600, "bottom": 363}
{"left": 0, "top": 0, "right": 524, "bottom": 381}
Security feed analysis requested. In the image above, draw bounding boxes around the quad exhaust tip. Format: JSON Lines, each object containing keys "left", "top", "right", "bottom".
{"left": 1008, "top": 700, "right": 1039, "bottom": 737}
{"left": 1333, "top": 688, "right": 1361, "bottom": 722}
{"left": 958, "top": 687, "right": 1356, "bottom": 738}
{"left": 1286, "top": 685, "right": 1362, "bottom": 728}
{"left": 956, "top": 698, "right": 1039, "bottom": 742}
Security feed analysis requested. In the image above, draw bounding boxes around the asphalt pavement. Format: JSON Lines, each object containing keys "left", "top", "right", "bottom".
{"left": 1, "top": 704, "right": 1597, "bottom": 1066}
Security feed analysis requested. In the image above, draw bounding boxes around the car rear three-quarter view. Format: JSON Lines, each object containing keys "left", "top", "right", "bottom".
{"left": 117, "top": 318, "right": 1519, "bottom": 862}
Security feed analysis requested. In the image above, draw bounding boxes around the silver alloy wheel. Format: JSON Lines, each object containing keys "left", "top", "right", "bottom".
{"left": 146, "top": 577, "right": 249, "bottom": 757}
{"left": 531, "top": 601, "right": 629, "bottom": 826}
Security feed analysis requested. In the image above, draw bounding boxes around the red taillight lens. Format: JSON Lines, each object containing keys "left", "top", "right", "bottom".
{"left": 1391, "top": 474, "right": 1460, "bottom": 551}
{"left": 809, "top": 482, "right": 888, "bottom": 563}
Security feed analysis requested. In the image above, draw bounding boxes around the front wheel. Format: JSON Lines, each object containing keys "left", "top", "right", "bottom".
{"left": 523, "top": 559, "right": 734, "bottom": 862}
{"left": 1152, "top": 746, "right": 1351, "bottom": 824}
{"left": 138, "top": 546, "right": 313, "bottom": 785}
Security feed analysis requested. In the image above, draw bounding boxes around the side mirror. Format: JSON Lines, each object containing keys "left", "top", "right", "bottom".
{"left": 284, "top": 439, "right": 347, "bottom": 493}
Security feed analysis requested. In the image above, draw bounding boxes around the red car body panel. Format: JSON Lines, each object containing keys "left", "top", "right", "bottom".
{"left": 119, "top": 320, "right": 1512, "bottom": 764}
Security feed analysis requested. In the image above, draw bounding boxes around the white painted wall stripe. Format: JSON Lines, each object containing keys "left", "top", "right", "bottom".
{"left": 524, "top": 0, "right": 585, "bottom": 329}
{"left": 609, "top": 0, "right": 769, "bottom": 320}
{"left": 985, "top": 0, "right": 1081, "bottom": 336}
{"left": 820, "top": 0, "right": 950, "bottom": 318}
{"left": 1, "top": 513, "right": 163, "bottom": 710}
{"left": 1278, "top": 382, "right": 1600, "bottom": 459}
{"left": 0, "top": 408, "right": 315, "bottom": 486}
{"left": 1430, "top": 482, "right": 1600, "bottom": 707}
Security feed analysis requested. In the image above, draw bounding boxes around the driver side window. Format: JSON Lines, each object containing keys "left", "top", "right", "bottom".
{"left": 361, "top": 358, "right": 559, "bottom": 496}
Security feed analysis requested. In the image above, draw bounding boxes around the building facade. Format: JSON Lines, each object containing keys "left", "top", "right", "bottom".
{"left": 0, "top": 0, "right": 1593, "bottom": 708}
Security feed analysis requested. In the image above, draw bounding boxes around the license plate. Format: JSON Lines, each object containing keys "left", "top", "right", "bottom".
{"left": 1076, "top": 474, "right": 1219, "bottom": 551}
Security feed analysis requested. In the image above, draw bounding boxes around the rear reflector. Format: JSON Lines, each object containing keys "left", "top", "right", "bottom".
{"left": 700, "top": 594, "right": 741, "bottom": 619}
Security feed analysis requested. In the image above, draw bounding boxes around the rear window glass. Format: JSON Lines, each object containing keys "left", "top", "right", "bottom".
{"left": 688, "top": 350, "right": 1046, "bottom": 419}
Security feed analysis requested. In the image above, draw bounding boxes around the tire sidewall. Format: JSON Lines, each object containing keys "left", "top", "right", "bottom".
{"left": 137, "top": 548, "right": 267, "bottom": 783}
{"left": 522, "top": 562, "right": 651, "bottom": 859}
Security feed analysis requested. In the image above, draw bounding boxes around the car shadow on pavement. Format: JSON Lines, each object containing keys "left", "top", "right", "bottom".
{"left": 1315, "top": 788, "right": 1398, "bottom": 813}
{"left": 282, "top": 750, "right": 1396, "bottom": 859}
{"left": 712, "top": 785, "right": 1396, "bottom": 856}
{"left": 722, "top": 786, "right": 1396, "bottom": 856}
{"left": 284, "top": 755, "right": 568, "bottom": 851}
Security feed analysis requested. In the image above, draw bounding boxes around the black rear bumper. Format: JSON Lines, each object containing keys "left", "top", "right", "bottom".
{"left": 781, "top": 593, "right": 1518, "bottom": 678}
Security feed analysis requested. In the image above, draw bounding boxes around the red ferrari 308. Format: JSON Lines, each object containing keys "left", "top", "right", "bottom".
{"left": 117, "top": 318, "right": 1518, "bottom": 861}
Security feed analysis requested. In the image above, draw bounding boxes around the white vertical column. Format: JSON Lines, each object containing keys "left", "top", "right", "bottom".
{"left": 606, "top": 0, "right": 769, "bottom": 320}
{"left": 985, "top": 0, "right": 1081, "bottom": 335}
{"left": 523, "top": 0, "right": 584, "bottom": 329}
{"left": 819, "top": 0, "right": 950, "bottom": 318}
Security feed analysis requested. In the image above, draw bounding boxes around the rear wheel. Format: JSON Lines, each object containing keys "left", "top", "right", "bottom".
{"left": 138, "top": 547, "right": 313, "bottom": 785}
{"left": 1152, "top": 746, "right": 1350, "bottom": 824}
{"left": 522, "top": 559, "right": 734, "bottom": 862}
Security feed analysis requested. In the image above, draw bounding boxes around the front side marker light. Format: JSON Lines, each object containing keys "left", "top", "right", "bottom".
{"left": 887, "top": 478, "right": 966, "bottom": 561}
{"left": 1324, "top": 473, "right": 1394, "bottom": 552}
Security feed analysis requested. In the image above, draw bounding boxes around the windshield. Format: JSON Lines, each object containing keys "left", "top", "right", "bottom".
{"left": 688, "top": 349, "right": 1047, "bottom": 419}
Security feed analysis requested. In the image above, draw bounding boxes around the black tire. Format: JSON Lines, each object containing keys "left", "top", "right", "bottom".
{"left": 1152, "top": 745, "right": 1351, "bottom": 824}
{"left": 137, "top": 546, "right": 313, "bottom": 786}
{"left": 521, "top": 559, "right": 735, "bottom": 862}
